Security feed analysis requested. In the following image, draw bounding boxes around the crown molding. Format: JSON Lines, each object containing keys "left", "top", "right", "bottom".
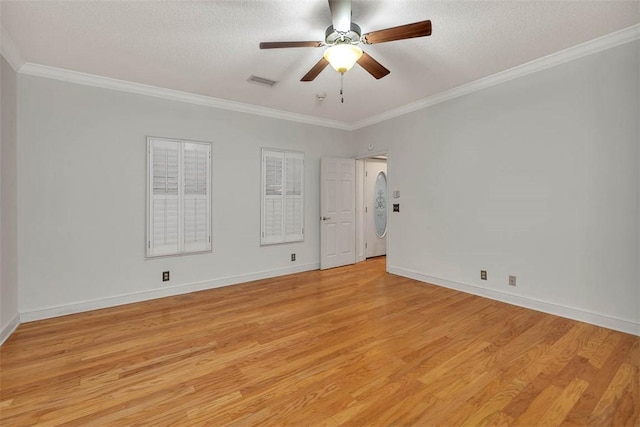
{"left": 0, "top": 27, "right": 25, "bottom": 72}
{"left": 18, "top": 63, "right": 352, "bottom": 130}
{"left": 349, "top": 23, "right": 640, "bottom": 130}
{"left": 14, "top": 24, "right": 639, "bottom": 132}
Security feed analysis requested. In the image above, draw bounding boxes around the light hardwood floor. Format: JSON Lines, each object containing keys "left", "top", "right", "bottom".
{"left": 1, "top": 257, "right": 638, "bottom": 426}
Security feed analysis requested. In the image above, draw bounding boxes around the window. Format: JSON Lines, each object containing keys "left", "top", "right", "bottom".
{"left": 261, "top": 149, "right": 304, "bottom": 245}
{"left": 147, "top": 137, "right": 211, "bottom": 257}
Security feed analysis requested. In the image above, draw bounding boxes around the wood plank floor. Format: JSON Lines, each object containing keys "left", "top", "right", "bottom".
{"left": 1, "top": 257, "right": 638, "bottom": 426}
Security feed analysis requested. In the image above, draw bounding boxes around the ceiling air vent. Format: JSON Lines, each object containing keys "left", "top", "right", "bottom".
{"left": 247, "top": 75, "right": 278, "bottom": 87}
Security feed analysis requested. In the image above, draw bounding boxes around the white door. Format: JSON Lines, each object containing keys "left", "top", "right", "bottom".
{"left": 365, "top": 159, "right": 387, "bottom": 258}
{"left": 320, "top": 157, "right": 356, "bottom": 270}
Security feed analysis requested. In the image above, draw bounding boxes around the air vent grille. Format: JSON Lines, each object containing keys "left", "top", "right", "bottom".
{"left": 247, "top": 75, "right": 278, "bottom": 87}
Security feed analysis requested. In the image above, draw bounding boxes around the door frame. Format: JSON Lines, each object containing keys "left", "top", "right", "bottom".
{"left": 355, "top": 150, "right": 389, "bottom": 268}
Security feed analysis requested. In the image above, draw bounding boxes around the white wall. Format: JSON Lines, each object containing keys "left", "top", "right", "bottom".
{"left": 1, "top": 55, "right": 19, "bottom": 341}
{"left": 351, "top": 41, "right": 640, "bottom": 334}
{"left": 11, "top": 38, "right": 640, "bottom": 336}
{"left": 17, "top": 75, "right": 351, "bottom": 318}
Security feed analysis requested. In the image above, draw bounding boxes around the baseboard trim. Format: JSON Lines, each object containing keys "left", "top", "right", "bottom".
{"left": 388, "top": 266, "right": 640, "bottom": 336}
{"left": 20, "top": 263, "right": 319, "bottom": 323}
{"left": 0, "top": 314, "right": 21, "bottom": 346}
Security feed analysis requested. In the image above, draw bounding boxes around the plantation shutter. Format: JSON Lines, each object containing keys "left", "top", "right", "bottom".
{"left": 147, "top": 138, "right": 212, "bottom": 257}
{"left": 284, "top": 152, "right": 304, "bottom": 242}
{"left": 149, "top": 139, "right": 180, "bottom": 257}
{"left": 262, "top": 150, "right": 284, "bottom": 245}
{"left": 183, "top": 142, "right": 211, "bottom": 253}
{"left": 261, "top": 149, "right": 304, "bottom": 245}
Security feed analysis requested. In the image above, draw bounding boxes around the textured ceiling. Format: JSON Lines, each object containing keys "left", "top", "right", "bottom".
{"left": 2, "top": 1, "right": 639, "bottom": 124}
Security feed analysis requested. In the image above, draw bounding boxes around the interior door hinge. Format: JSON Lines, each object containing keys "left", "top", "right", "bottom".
{"left": 365, "top": 206, "right": 368, "bottom": 213}
{"left": 365, "top": 242, "right": 368, "bottom": 248}
{"left": 148, "top": 241, "right": 150, "bottom": 248}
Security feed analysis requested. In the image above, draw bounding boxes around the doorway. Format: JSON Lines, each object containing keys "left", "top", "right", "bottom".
{"left": 319, "top": 157, "right": 356, "bottom": 270}
{"left": 356, "top": 154, "right": 388, "bottom": 263}
{"left": 319, "top": 154, "right": 388, "bottom": 270}
{"left": 365, "top": 158, "right": 387, "bottom": 258}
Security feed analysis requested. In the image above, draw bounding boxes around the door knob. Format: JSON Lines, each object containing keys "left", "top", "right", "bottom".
{"left": 321, "top": 216, "right": 331, "bottom": 221}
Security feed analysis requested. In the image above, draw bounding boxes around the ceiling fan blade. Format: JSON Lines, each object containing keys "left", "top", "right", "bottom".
{"left": 363, "top": 20, "right": 432, "bottom": 44}
{"left": 357, "top": 51, "right": 390, "bottom": 79}
{"left": 328, "top": 0, "right": 352, "bottom": 33}
{"left": 301, "top": 57, "right": 330, "bottom": 81}
{"left": 260, "top": 41, "right": 323, "bottom": 49}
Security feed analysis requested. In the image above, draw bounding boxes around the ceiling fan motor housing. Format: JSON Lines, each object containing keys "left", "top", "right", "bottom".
{"left": 325, "top": 23, "right": 362, "bottom": 45}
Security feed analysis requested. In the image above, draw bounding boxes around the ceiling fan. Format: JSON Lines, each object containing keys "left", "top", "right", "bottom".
{"left": 259, "top": 0, "right": 432, "bottom": 82}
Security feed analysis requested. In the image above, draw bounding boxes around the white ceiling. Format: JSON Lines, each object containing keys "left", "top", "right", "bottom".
{"left": 2, "top": 1, "right": 639, "bottom": 125}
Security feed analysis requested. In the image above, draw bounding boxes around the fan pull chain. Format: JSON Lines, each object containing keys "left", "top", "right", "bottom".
{"left": 340, "top": 73, "right": 344, "bottom": 104}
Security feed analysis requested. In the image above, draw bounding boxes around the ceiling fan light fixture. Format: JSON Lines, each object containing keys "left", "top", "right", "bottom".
{"left": 323, "top": 44, "right": 363, "bottom": 74}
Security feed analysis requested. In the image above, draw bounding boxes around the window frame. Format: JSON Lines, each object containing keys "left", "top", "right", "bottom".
{"left": 260, "top": 148, "right": 305, "bottom": 246}
{"left": 146, "top": 136, "right": 212, "bottom": 258}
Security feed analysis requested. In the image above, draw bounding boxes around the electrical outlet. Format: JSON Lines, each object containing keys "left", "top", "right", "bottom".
{"left": 509, "top": 275, "right": 516, "bottom": 286}
{"left": 481, "top": 270, "right": 487, "bottom": 280}
{"left": 291, "top": 253, "right": 296, "bottom": 262}
{"left": 162, "top": 271, "right": 170, "bottom": 282}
